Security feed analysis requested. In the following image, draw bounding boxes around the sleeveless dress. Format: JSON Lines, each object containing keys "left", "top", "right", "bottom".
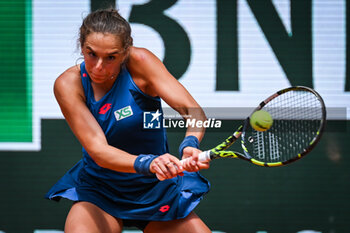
{"left": 45, "top": 62, "right": 210, "bottom": 221}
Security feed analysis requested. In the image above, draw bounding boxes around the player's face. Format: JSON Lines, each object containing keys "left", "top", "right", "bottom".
{"left": 82, "top": 32, "right": 127, "bottom": 84}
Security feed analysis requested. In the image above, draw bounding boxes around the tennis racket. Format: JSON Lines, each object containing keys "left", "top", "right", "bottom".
{"left": 181, "top": 86, "right": 326, "bottom": 167}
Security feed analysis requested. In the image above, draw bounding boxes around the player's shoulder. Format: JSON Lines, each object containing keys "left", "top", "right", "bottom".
{"left": 55, "top": 64, "right": 81, "bottom": 86}
{"left": 128, "top": 47, "right": 158, "bottom": 65}
{"left": 54, "top": 64, "right": 83, "bottom": 95}
{"left": 57, "top": 64, "right": 81, "bottom": 81}
{"left": 127, "top": 47, "right": 164, "bottom": 78}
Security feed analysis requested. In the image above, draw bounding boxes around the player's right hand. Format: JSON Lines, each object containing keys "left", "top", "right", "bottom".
{"left": 181, "top": 147, "right": 210, "bottom": 172}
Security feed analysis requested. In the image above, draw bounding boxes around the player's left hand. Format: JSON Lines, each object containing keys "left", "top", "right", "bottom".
{"left": 181, "top": 147, "right": 210, "bottom": 172}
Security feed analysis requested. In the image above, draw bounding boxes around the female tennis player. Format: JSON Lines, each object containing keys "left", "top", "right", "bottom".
{"left": 45, "top": 8, "right": 211, "bottom": 233}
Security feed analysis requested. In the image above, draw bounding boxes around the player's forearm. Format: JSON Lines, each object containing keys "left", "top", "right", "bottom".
{"left": 88, "top": 144, "right": 137, "bottom": 173}
{"left": 183, "top": 107, "right": 206, "bottom": 142}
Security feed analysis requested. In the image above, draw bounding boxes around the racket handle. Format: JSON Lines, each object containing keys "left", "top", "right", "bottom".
{"left": 156, "top": 150, "right": 211, "bottom": 181}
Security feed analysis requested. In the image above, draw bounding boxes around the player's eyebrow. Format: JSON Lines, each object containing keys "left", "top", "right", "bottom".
{"left": 108, "top": 49, "right": 124, "bottom": 55}
{"left": 85, "top": 46, "right": 94, "bottom": 52}
{"left": 86, "top": 46, "right": 123, "bottom": 55}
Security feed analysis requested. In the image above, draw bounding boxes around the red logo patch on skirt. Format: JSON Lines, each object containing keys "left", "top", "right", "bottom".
{"left": 159, "top": 205, "right": 170, "bottom": 213}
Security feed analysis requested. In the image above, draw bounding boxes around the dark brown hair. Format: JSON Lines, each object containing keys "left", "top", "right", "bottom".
{"left": 79, "top": 8, "right": 133, "bottom": 50}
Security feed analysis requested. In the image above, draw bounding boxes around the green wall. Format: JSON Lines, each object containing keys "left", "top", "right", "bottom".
{"left": 0, "top": 0, "right": 32, "bottom": 142}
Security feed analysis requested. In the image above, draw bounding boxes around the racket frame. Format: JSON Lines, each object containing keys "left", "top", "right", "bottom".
{"left": 196, "top": 86, "right": 327, "bottom": 167}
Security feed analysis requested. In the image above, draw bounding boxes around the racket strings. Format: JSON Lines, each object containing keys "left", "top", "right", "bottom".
{"left": 248, "top": 90, "right": 323, "bottom": 163}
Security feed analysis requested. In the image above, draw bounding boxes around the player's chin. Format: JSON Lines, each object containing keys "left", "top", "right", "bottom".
{"left": 91, "top": 77, "right": 107, "bottom": 83}
{"left": 90, "top": 73, "right": 112, "bottom": 83}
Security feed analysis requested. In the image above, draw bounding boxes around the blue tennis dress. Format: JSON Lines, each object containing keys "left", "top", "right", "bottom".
{"left": 45, "top": 62, "right": 210, "bottom": 221}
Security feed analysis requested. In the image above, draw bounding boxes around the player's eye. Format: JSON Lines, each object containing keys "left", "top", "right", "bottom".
{"left": 107, "top": 56, "right": 115, "bottom": 61}
{"left": 88, "top": 52, "right": 96, "bottom": 57}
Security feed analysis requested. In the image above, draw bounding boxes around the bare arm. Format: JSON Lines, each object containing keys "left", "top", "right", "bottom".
{"left": 128, "top": 48, "right": 207, "bottom": 142}
{"left": 128, "top": 48, "right": 209, "bottom": 172}
{"left": 54, "top": 66, "right": 137, "bottom": 173}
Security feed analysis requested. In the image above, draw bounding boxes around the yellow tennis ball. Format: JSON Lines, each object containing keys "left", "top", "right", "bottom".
{"left": 250, "top": 110, "right": 273, "bottom": 132}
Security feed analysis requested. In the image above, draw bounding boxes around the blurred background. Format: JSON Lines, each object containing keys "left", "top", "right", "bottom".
{"left": 0, "top": 0, "right": 349, "bottom": 232}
